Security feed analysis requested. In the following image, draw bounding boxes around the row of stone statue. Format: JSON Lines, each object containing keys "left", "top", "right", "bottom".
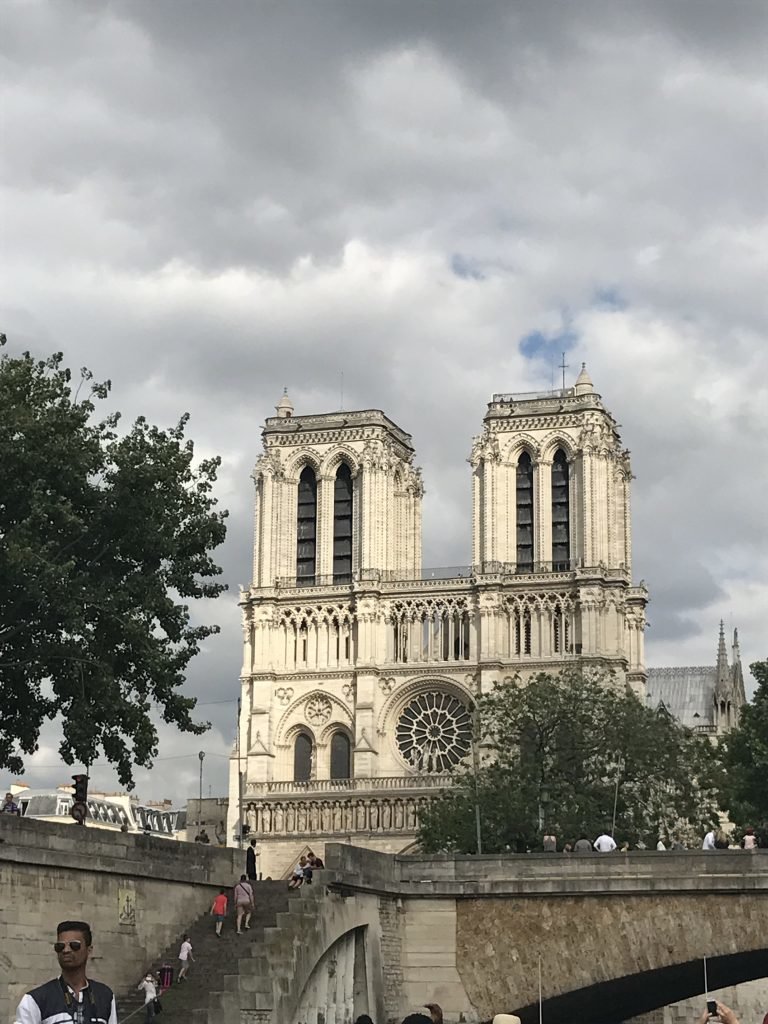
{"left": 244, "top": 795, "right": 432, "bottom": 834}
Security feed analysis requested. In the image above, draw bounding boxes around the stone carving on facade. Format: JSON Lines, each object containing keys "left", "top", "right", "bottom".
{"left": 275, "top": 686, "right": 294, "bottom": 705}
{"left": 342, "top": 682, "right": 355, "bottom": 702}
{"left": 244, "top": 793, "right": 435, "bottom": 837}
{"left": 246, "top": 804, "right": 257, "bottom": 833}
{"left": 379, "top": 677, "right": 395, "bottom": 695}
{"left": 305, "top": 696, "right": 332, "bottom": 725}
{"left": 253, "top": 449, "right": 284, "bottom": 482}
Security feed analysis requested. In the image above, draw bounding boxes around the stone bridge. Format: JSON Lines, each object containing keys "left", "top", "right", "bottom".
{"left": 297, "top": 844, "right": 768, "bottom": 1024}
{"left": 2, "top": 815, "right": 766, "bottom": 1024}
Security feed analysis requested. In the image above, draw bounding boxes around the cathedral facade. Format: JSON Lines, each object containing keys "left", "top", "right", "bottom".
{"left": 228, "top": 367, "right": 649, "bottom": 876}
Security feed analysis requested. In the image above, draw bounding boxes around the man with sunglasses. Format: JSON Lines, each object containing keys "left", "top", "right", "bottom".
{"left": 14, "top": 920, "right": 118, "bottom": 1024}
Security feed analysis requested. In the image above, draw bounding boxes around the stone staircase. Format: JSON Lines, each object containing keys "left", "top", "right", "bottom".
{"left": 116, "top": 880, "right": 299, "bottom": 1024}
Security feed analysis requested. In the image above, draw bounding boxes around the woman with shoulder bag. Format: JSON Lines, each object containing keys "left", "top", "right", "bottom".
{"left": 234, "top": 874, "right": 254, "bottom": 934}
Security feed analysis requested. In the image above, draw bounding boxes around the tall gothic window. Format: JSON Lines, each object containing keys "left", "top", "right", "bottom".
{"left": 551, "top": 449, "right": 570, "bottom": 570}
{"left": 330, "top": 731, "right": 352, "bottom": 780}
{"left": 296, "top": 467, "right": 317, "bottom": 585}
{"left": 333, "top": 463, "right": 353, "bottom": 583}
{"left": 293, "top": 732, "right": 313, "bottom": 782}
{"left": 516, "top": 452, "right": 534, "bottom": 572}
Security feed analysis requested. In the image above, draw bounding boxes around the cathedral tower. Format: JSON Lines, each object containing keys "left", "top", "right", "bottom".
{"left": 470, "top": 364, "right": 647, "bottom": 690}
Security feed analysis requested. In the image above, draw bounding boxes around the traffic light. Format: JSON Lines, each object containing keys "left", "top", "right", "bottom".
{"left": 71, "top": 774, "right": 88, "bottom": 825}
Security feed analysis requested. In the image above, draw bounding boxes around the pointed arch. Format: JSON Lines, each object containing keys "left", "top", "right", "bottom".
{"left": 293, "top": 730, "right": 314, "bottom": 782}
{"left": 297, "top": 466, "right": 317, "bottom": 585}
{"left": 516, "top": 451, "right": 534, "bottom": 572}
{"left": 321, "top": 444, "right": 361, "bottom": 478}
{"left": 333, "top": 462, "right": 353, "bottom": 583}
{"left": 284, "top": 448, "right": 323, "bottom": 482}
{"left": 329, "top": 730, "right": 352, "bottom": 780}
{"left": 540, "top": 431, "right": 577, "bottom": 462}
{"left": 551, "top": 447, "right": 571, "bottom": 570}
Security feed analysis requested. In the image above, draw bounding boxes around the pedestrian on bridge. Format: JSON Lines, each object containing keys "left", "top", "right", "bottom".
{"left": 593, "top": 830, "right": 617, "bottom": 853}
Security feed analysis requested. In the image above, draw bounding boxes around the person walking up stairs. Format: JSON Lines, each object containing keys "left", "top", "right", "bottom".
{"left": 116, "top": 880, "right": 294, "bottom": 1023}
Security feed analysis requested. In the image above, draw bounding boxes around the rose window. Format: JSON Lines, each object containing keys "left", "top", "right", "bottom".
{"left": 395, "top": 692, "right": 472, "bottom": 773}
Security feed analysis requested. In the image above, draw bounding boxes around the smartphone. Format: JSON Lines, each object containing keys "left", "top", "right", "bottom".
{"left": 707, "top": 1000, "right": 717, "bottom": 1015}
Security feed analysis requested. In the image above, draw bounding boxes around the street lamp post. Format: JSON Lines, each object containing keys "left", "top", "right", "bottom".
{"left": 198, "top": 751, "right": 205, "bottom": 834}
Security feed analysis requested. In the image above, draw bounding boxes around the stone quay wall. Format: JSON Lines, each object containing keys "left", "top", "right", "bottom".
{"left": 0, "top": 814, "right": 241, "bottom": 1024}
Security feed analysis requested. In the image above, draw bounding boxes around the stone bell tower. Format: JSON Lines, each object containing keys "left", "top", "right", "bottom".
{"left": 249, "top": 391, "right": 423, "bottom": 588}
{"left": 470, "top": 365, "right": 647, "bottom": 691}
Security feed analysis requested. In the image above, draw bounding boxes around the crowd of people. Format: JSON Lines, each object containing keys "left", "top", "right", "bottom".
{"left": 540, "top": 825, "right": 763, "bottom": 854}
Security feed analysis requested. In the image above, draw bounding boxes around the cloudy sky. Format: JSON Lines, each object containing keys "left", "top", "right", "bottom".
{"left": 2, "top": 0, "right": 767, "bottom": 804}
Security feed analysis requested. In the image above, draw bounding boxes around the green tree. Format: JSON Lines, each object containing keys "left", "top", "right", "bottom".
{"left": 418, "top": 670, "right": 722, "bottom": 853}
{"left": 720, "top": 659, "right": 768, "bottom": 835}
{"left": 0, "top": 339, "right": 228, "bottom": 785}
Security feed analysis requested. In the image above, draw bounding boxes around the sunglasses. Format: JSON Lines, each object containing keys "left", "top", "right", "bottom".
{"left": 54, "top": 941, "right": 83, "bottom": 953}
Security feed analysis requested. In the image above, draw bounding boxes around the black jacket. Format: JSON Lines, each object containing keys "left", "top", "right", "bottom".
{"left": 15, "top": 976, "right": 117, "bottom": 1024}
{"left": 246, "top": 845, "right": 256, "bottom": 876}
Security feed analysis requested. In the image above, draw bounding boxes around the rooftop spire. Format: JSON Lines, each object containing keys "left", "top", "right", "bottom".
{"left": 573, "top": 362, "right": 594, "bottom": 395}
{"left": 715, "top": 619, "right": 729, "bottom": 688}
{"left": 275, "top": 387, "right": 294, "bottom": 419}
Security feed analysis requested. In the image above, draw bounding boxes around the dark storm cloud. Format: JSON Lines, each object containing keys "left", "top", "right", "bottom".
{"left": 2, "top": 0, "right": 767, "bottom": 799}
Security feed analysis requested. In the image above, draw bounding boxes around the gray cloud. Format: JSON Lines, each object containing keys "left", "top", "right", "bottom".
{"left": 2, "top": 0, "right": 766, "bottom": 801}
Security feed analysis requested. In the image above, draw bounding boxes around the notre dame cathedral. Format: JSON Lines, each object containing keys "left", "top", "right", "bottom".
{"left": 227, "top": 366, "right": 740, "bottom": 876}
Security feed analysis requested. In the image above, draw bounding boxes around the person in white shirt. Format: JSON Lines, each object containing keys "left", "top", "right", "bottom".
{"left": 177, "top": 935, "right": 194, "bottom": 982}
{"left": 656, "top": 838, "right": 666, "bottom": 851}
{"left": 702, "top": 829, "right": 716, "bottom": 850}
{"left": 593, "top": 832, "right": 617, "bottom": 853}
{"left": 137, "top": 972, "right": 159, "bottom": 1022}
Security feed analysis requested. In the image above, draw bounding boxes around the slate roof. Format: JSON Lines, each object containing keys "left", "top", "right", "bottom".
{"left": 645, "top": 666, "right": 717, "bottom": 730}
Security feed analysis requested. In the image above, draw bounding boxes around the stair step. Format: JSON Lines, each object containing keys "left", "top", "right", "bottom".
{"left": 116, "top": 881, "right": 294, "bottom": 1023}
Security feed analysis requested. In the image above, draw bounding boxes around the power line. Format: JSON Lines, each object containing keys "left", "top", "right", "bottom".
{"left": 16, "top": 751, "right": 232, "bottom": 771}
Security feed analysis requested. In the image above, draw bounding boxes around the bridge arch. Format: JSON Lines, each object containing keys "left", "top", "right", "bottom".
{"left": 510, "top": 948, "right": 768, "bottom": 1024}
{"left": 276, "top": 892, "right": 386, "bottom": 1024}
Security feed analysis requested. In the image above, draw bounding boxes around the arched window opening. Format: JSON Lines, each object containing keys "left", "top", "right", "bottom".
{"left": 551, "top": 449, "right": 570, "bottom": 571}
{"left": 297, "top": 467, "right": 317, "bottom": 585}
{"left": 293, "top": 732, "right": 313, "bottom": 783}
{"left": 553, "top": 614, "right": 561, "bottom": 654}
{"left": 523, "top": 609, "right": 532, "bottom": 655}
{"left": 516, "top": 452, "right": 534, "bottom": 572}
{"left": 393, "top": 620, "right": 408, "bottom": 663}
{"left": 330, "top": 732, "right": 352, "bottom": 780}
{"left": 333, "top": 463, "right": 353, "bottom": 583}
{"left": 513, "top": 610, "right": 521, "bottom": 656}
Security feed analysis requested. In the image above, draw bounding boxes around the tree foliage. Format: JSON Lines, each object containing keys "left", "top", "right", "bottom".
{"left": 719, "top": 659, "right": 768, "bottom": 834}
{"left": 418, "top": 670, "right": 722, "bottom": 853}
{"left": 0, "top": 339, "right": 228, "bottom": 785}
